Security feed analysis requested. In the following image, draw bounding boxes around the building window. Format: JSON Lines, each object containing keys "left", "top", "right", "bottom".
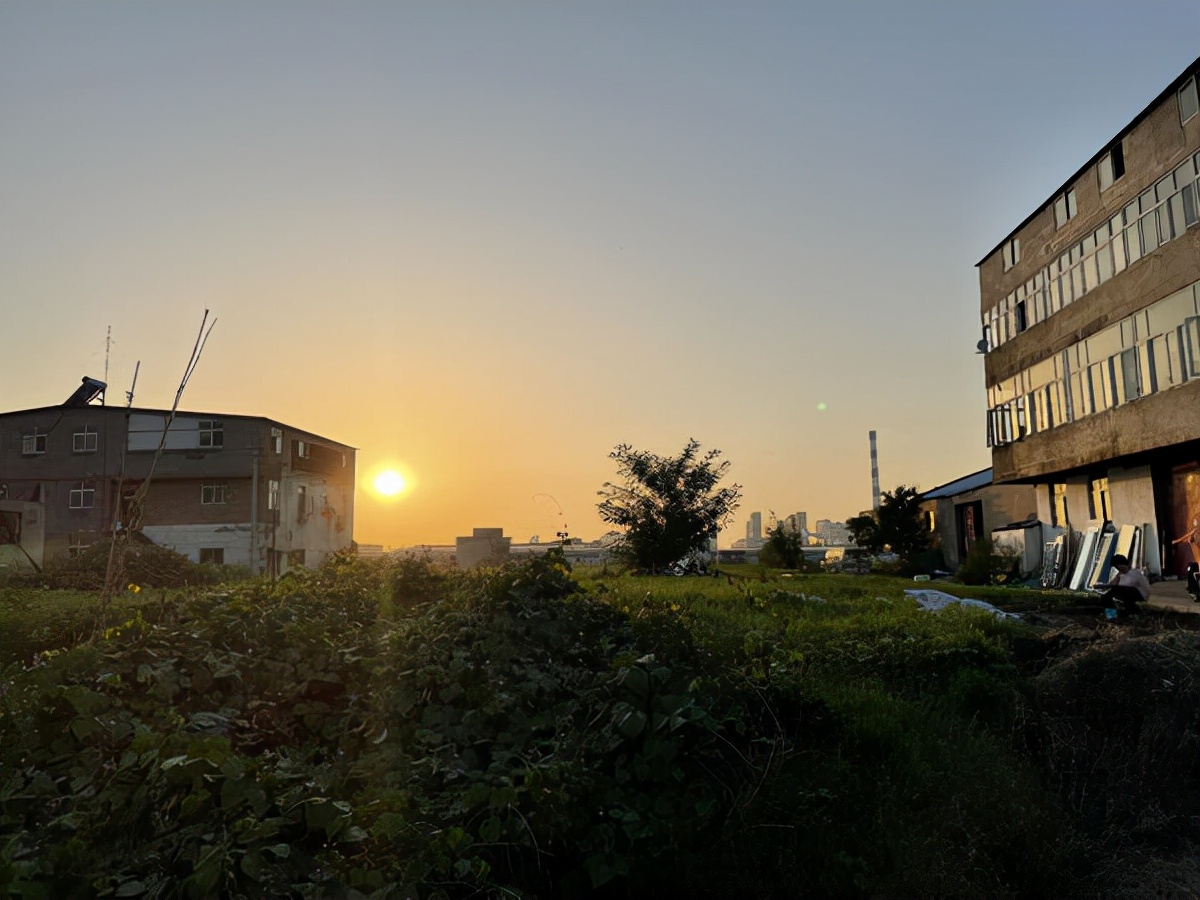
{"left": 268, "top": 479, "right": 280, "bottom": 511}
{"left": 297, "top": 485, "right": 309, "bottom": 523}
{"left": 271, "top": 427, "right": 283, "bottom": 454}
{"left": 1099, "top": 143, "right": 1125, "bottom": 191}
{"left": 1050, "top": 484, "right": 1069, "bottom": 528}
{"left": 1088, "top": 477, "right": 1111, "bottom": 522}
{"left": 201, "top": 484, "right": 227, "bottom": 505}
{"left": 1054, "top": 189, "right": 1078, "bottom": 228}
{"left": 73, "top": 428, "right": 98, "bottom": 453}
{"left": 1002, "top": 237, "right": 1020, "bottom": 271}
{"left": 296, "top": 440, "right": 311, "bottom": 460}
{"left": 69, "top": 483, "right": 95, "bottom": 509}
{"left": 22, "top": 433, "right": 46, "bottom": 455}
{"left": 199, "top": 420, "right": 224, "bottom": 449}
{"left": 1180, "top": 76, "right": 1199, "bottom": 125}
{"left": 1015, "top": 300, "right": 1028, "bottom": 333}
{"left": 199, "top": 547, "right": 225, "bottom": 565}
{"left": 287, "top": 549, "right": 306, "bottom": 568}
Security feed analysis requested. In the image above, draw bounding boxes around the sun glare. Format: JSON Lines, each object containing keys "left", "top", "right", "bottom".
{"left": 373, "top": 470, "right": 406, "bottom": 496}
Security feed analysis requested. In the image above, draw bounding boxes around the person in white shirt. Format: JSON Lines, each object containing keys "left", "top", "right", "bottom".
{"left": 1098, "top": 554, "right": 1151, "bottom": 616}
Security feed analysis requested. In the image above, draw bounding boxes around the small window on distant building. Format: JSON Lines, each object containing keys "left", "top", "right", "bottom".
{"left": 1015, "top": 300, "right": 1028, "bottom": 333}
{"left": 69, "top": 483, "right": 95, "bottom": 509}
{"left": 22, "top": 433, "right": 47, "bottom": 455}
{"left": 1098, "top": 143, "right": 1125, "bottom": 191}
{"left": 297, "top": 485, "right": 309, "bottom": 523}
{"left": 199, "top": 420, "right": 224, "bottom": 449}
{"left": 268, "top": 479, "right": 280, "bottom": 511}
{"left": 271, "top": 427, "right": 283, "bottom": 454}
{"left": 296, "top": 440, "right": 311, "bottom": 459}
{"left": 199, "top": 547, "right": 225, "bottom": 564}
{"left": 288, "top": 549, "right": 306, "bottom": 568}
{"left": 1054, "top": 189, "right": 1078, "bottom": 228}
{"left": 73, "top": 428, "right": 98, "bottom": 453}
{"left": 1180, "top": 76, "right": 1199, "bottom": 125}
{"left": 201, "top": 484, "right": 227, "bottom": 505}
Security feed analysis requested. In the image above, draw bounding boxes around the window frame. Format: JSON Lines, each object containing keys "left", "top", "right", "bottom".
{"left": 1054, "top": 189, "right": 1078, "bottom": 228}
{"left": 199, "top": 547, "right": 225, "bottom": 565}
{"left": 198, "top": 420, "right": 224, "bottom": 449}
{"left": 69, "top": 483, "right": 95, "bottom": 509}
{"left": 22, "top": 433, "right": 47, "bottom": 455}
{"left": 1098, "top": 143, "right": 1125, "bottom": 192}
{"left": 1180, "top": 75, "right": 1199, "bottom": 125}
{"left": 72, "top": 428, "right": 98, "bottom": 453}
{"left": 201, "top": 483, "right": 227, "bottom": 505}
{"left": 1002, "top": 237, "right": 1020, "bottom": 271}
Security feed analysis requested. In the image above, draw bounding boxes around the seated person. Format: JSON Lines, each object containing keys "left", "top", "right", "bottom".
{"left": 1096, "top": 554, "right": 1150, "bottom": 615}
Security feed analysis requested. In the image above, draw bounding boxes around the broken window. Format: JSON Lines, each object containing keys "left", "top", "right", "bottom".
{"left": 22, "top": 433, "right": 46, "bottom": 455}
{"left": 199, "top": 547, "right": 225, "bottom": 565}
{"left": 1099, "top": 143, "right": 1125, "bottom": 191}
{"left": 271, "top": 427, "right": 283, "bottom": 454}
{"left": 1054, "top": 188, "right": 1078, "bottom": 228}
{"left": 1002, "top": 237, "right": 1020, "bottom": 271}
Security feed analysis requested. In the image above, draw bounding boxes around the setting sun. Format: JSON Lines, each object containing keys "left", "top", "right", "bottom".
{"left": 373, "top": 470, "right": 406, "bottom": 496}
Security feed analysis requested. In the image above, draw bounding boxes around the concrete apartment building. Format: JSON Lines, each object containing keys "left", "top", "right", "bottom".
{"left": 977, "top": 58, "right": 1200, "bottom": 578}
{"left": 0, "top": 379, "right": 355, "bottom": 576}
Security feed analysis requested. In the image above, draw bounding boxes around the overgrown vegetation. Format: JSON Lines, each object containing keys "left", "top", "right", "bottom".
{"left": 2, "top": 553, "right": 1196, "bottom": 898}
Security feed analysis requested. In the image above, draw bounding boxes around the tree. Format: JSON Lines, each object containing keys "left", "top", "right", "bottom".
{"left": 845, "top": 485, "right": 929, "bottom": 565}
{"left": 759, "top": 524, "right": 807, "bottom": 569}
{"left": 597, "top": 439, "right": 741, "bottom": 572}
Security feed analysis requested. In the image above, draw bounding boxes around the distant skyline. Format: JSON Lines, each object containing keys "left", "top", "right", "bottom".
{"left": 3, "top": 2, "right": 1198, "bottom": 547}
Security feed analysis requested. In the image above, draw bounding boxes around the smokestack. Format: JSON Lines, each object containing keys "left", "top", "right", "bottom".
{"left": 869, "top": 431, "right": 880, "bottom": 510}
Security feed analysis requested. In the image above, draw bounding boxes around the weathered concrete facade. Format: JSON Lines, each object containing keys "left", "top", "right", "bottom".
{"left": 0, "top": 396, "right": 355, "bottom": 575}
{"left": 977, "top": 58, "right": 1200, "bottom": 577}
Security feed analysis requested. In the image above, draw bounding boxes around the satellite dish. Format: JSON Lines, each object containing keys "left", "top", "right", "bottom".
{"left": 975, "top": 339, "right": 989, "bottom": 354}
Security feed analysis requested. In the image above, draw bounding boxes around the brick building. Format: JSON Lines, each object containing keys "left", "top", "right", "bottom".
{"left": 977, "top": 58, "right": 1200, "bottom": 577}
{"left": 0, "top": 379, "right": 355, "bottom": 576}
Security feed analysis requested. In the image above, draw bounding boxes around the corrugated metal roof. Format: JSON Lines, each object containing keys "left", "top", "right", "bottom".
{"left": 922, "top": 468, "right": 993, "bottom": 500}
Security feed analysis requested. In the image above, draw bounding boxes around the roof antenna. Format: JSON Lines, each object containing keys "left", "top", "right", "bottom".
{"left": 102, "top": 326, "right": 111, "bottom": 404}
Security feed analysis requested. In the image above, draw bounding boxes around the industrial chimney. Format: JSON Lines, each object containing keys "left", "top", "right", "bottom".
{"left": 869, "top": 431, "right": 881, "bottom": 511}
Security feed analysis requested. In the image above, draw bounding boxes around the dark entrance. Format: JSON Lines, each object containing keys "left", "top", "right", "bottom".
{"left": 956, "top": 500, "right": 985, "bottom": 562}
{"left": 1166, "top": 461, "right": 1200, "bottom": 578}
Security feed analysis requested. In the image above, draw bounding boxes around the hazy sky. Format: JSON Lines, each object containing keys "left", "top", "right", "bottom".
{"left": 2, "top": 2, "right": 1198, "bottom": 547}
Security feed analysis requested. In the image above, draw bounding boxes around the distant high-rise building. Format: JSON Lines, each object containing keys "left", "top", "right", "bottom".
{"left": 783, "top": 512, "right": 807, "bottom": 535}
{"left": 745, "top": 511, "right": 763, "bottom": 547}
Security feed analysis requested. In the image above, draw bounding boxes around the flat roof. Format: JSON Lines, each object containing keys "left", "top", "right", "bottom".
{"left": 0, "top": 403, "right": 356, "bottom": 450}
{"left": 977, "top": 55, "right": 1200, "bottom": 268}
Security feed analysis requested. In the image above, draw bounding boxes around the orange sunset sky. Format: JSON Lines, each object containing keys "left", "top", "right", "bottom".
{"left": 3, "top": 2, "right": 1197, "bottom": 547}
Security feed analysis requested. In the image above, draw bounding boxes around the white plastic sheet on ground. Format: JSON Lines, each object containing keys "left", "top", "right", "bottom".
{"left": 904, "top": 589, "right": 1021, "bottom": 620}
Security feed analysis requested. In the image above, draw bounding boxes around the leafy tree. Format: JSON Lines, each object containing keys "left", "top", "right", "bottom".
{"left": 759, "top": 524, "right": 807, "bottom": 569}
{"left": 846, "top": 485, "right": 929, "bottom": 565}
{"left": 597, "top": 439, "right": 741, "bottom": 572}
